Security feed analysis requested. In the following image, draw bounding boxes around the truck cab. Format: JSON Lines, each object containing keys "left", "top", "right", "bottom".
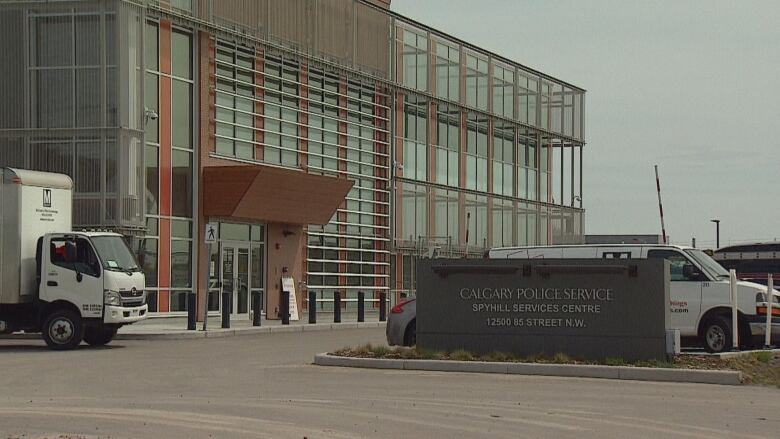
{"left": 0, "top": 167, "right": 147, "bottom": 350}
{"left": 36, "top": 232, "right": 147, "bottom": 348}
{"left": 488, "top": 244, "right": 780, "bottom": 352}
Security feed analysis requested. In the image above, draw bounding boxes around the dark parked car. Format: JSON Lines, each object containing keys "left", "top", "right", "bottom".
{"left": 385, "top": 298, "right": 416, "bottom": 346}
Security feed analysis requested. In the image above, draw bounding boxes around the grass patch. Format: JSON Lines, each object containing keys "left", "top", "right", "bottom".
{"left": 448, "top": 349, "right": 475, "bottom": 361}
{"left": 328, "top": 346, "right": 780, "bottom": 387}
{"left": 604, "top": 356, "right": 626, "bottom": 366}
{"left": 753, "top": 351, "right": 772, "bottom": 363}
{"left": 481, "top": 351, "right": 515, "bottom": 362}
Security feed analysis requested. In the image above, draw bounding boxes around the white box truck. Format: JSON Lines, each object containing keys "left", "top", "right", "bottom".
{"left": 488, "top": 244, "right": 780, "bottom": 353}
{"left": 0, "top": 168, "right": 148, "bottom": 350}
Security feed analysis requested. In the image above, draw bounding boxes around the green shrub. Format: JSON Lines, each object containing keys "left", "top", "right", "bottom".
{"left": 449, "top": 349, "right": 475, "bottom": 361}
{"left": 352, "top": 344, "right": 373, "bottom": 356}
{"left": 371, "top": 345, "right": 390, "bottom": 357}
{"left": 604, "top": 356, "right": 626, "bottom": 366}
{"left": 415, "top": 347, "right": 442, "bottom": 359}
{"left": 483, "top": 351, "right": 514, "bottom": 362}
{"left": 753, "top": 351, "right": 772, "bottom": 363}
{"left": 552, "top": 352, "right": 571, "bottom": 364}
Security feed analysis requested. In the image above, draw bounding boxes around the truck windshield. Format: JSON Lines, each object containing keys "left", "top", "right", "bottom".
{"left": 91, "top": 236, "right": 141, "bottom": 272}
{"left": 685, "top": 249, "right": 730, "bottom": 279}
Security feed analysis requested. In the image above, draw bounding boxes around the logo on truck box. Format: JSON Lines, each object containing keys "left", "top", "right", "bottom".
{"left": 43, "top": 189, "right": 51, "bottom": 208}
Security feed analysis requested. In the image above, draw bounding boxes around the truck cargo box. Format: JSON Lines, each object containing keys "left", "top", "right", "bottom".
{"left": 0, "top": 168, "right": 72, "bottom": 304}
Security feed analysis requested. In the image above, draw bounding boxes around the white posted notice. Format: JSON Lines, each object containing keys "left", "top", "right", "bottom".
{"left": 281, "top": 276, "right": 300, "bottom": 321}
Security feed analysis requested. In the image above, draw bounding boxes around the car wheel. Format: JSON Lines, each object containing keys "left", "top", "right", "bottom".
{"left": 42, "top": 309, "right": 84, "bottom": 350}
{"left": 702, "top": 316, "right": 732, "bottom": 353}
{"left": 84, "top": 326, "right": 118, "bottom": 346}
{"left": 403, "top": 320, "right": 416, "bottom": 347}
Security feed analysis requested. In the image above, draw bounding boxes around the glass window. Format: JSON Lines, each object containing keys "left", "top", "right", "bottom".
{"left": 171, "top": 240, "right": 192, "bottom": 288}
{"left": 518, "top": 72, "right": 537, "bottom": 126}
{"left": 33, "top": 70, "right": 73, "bottom": 128}
{"left": 172, "top": 219, "right": 192, "bottom": 238}
{"left": 492, "top": 64, "right": 514, "bottom": 118}
{"left": 145, "top": 72, "right": 159, "bottom": 142}
{"left": 493, "top": 125, "right": 514, "bottom": 196}
{"left": 465, "top": 113, "right": 488, "bottom": 192}
{"left": 172, "top": 80, "right": 192, "bottom": 148}
{"left": 171, "top": 29, "right": 192, "bottom": 80}
{"left": 75, "top": 15, "right": 100, "bottom": 66}
{"left": 647, "top": 250, "right": 701, "bottom": 282}
{"left": 171, "top": 150, "right": 192, "bottom": 218}
{"left": 400, "top": 27, "right": 427, "bottom": 92}
{"left": 49, "top": 237, "right": 101, "bottom": 278}
{"left": 76, "top": 68, "right": 101, "bottom": 127}
{"left": 220, "top": 222, "right": 250, "bottom": 241}
{"left": 145, "top": 144, "right": 159, "bottom": 215}
{"left": 31, "top": 16, "right": 73, "bottom": 67}
{"left": 465, "top": 53, "right": 488, "bottom": 110}
{"left": 145, "top": 21, "right": 159, "bottom": 71}
{"left": 402, "top": 95, "right": 427, "bottom": 181}
{"left": 138, "top": 238, "right": 158, "bottom": 288}
{"left": 435, "top": 39, "right": 459, "bottom": 101}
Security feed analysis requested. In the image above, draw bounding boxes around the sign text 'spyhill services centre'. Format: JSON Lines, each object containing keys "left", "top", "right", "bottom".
{"left": 416, "top": 259, "right": 671, "bottom": 361}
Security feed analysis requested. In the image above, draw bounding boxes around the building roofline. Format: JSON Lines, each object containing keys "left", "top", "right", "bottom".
{"left": 359, "top": 0, "right": 586, "bottom": 93}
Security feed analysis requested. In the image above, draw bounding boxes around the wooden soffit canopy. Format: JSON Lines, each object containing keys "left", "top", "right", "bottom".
{"left": 203, "top": 165, "right": 354, "bottom": 225}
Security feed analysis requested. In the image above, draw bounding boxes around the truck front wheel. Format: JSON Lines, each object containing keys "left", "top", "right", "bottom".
{"left": 702, "top": 316, "right": 732, "bottom": 353}
{"left": 84, "top": 326, "right": 118, "bottom": 346}
{"left": 42, "top": 309, "right": 84, "bottom": 350}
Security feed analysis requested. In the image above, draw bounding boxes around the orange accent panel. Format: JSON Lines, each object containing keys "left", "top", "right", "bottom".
{"left": 158, "top": 290, "right": 170, "bottom": 313}
{"left": 160, "top": 21, "right": 172, "bottom": 74}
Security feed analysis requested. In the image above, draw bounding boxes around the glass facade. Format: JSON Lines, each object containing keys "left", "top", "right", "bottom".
{"left": 0, "top": 0, "right": 584, "bottom": 313}
{"left": 213, "top": 39, "right": 391, "bottom": 301}
{"left": 392, "top": 20, "right": 585, "bottom": 296}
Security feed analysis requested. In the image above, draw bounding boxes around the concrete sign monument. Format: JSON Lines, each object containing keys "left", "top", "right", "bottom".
{"left": 416, "top": 259, "right": 671, "bottom": 361}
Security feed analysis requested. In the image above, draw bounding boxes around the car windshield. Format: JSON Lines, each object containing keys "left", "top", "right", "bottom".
{"left": 685, "top": 249, "right": 730, "bottom": 279}
{"left": 91, "top": 236, "right": 141, "bottom": 272}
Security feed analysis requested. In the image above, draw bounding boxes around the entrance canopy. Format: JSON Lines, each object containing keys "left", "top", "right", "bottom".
{"left": 203, "top": 165, "right": 353, "bottom": 225}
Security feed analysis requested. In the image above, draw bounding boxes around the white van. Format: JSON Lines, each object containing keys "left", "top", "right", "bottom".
{"left": 488, "top": 244, "right": 780, "bottom": 353}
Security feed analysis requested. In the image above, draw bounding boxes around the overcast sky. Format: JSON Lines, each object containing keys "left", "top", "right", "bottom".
{"left": 391, "top": 0, "right": 780, "bottom": 248}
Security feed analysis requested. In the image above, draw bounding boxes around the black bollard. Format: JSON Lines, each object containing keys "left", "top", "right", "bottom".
{"left": 333, "top": 291, "right": 341, "bottom": 323}
{"left": 357, "top": 291, "right": 365, "bottom": 322}
{"left": 187, "top": 291, "right": 196, "bottom": 330}
{"left": 221, "top": 291, "right": 230, "bottom": 329}
{"left": 252, "top": 291, "right": 262, "bottom": 327}
{"left": 281, "top": 291, "right": 290, "bottom": 325}
{"left": 308, "top": 291, "right": 316, "bottom": 324}
{"left": 379, "top": 292, "right": 387, "bottom": 322}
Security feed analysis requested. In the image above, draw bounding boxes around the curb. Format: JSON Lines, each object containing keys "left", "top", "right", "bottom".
{"left": 0, "top": 322, "right": 386, "bottom": 342}
{"left": 118, "top": 321, "right": 385, "bottom": 340}
{"left": 708, "top": 348, "right": 780, "bottom": 359}
{"left": 313, "top": 354, "right": 743, "bottom": 385}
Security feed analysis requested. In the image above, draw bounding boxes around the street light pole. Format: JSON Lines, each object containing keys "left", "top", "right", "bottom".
{"left": 710, "top": 219, "right": 720, "bottom": 249}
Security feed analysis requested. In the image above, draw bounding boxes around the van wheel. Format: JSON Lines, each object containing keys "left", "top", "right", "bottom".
{"left": 42, "top": 309, "right": 84, "bottom": 350}
{"left": 702, "top": 316, "right": 732, "bottom": 353}
{"left": 403, "top": 320, "right": 416, "bottom": 346}
{"left": 84, "top": 326, "right": 118, "bottom": 346}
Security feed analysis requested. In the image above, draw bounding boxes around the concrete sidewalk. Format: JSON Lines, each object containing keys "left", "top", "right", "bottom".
{"left": 1, "top": 313, "right": 386, "bottom": 341}
{"left": 119, "top": 314, "right": 386, "bottom": 340}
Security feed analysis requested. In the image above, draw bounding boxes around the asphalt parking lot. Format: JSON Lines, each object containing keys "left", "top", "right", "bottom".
{"left": 1, "top": 327, "right": 778, "bottom": 438}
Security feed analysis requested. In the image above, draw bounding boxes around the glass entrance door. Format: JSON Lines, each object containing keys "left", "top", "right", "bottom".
{"left": 220, "top": 244, "right": 250, "bottom": 319}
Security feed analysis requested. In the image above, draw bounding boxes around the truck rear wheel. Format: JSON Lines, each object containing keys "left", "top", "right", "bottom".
{"left": 42, "top": 309, "right": 84, "bottom": 350}
{"left": 702, "top": 316, "right": 732, "bottom": 353}
{"left": 84, "top": 326, "right": 118, "bottom": 346}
